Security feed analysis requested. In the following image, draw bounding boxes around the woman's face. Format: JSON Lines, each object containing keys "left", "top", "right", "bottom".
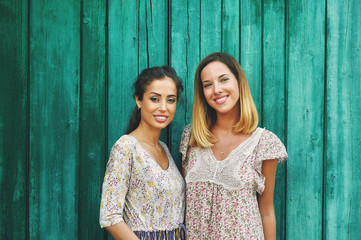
{"left": 200, "top": 61, "right": 240, "bottom": 114}
{"left": 136, "top": 77, "right": 178, "bottom": 130}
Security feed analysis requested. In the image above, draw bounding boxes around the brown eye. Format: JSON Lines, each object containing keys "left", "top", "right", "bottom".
{"left": 150, "top": 97, "right": 159, "bottom": 102}
{"left": 167, "top": 98, "right": 176, "bottom": 103}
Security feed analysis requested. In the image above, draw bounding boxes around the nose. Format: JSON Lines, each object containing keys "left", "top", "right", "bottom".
{"left": 159, "top": 99, "right": 167, "bottom": 111}
{"left": 213, "top": 82, "right": 222, "bottom": 94}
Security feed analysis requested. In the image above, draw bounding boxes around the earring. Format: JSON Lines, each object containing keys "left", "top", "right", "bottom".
{"left": 137, "top": 105, "right": 141, "bottom": 109}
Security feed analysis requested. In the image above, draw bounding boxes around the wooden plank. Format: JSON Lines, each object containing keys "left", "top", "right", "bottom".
{"left": 0, "top": 0, "right": 28, "bottom": 239}
{"left": 200, "top": 0, "right": 222, "bottom": 58}
{"left": 138, "top": 0, "right": 169, "bottom": 143}
{"left": 240, "top": 0, "right": 263, "bottom": 114}
{"left": 170, "top": 0, "right": 200, "bottom": 168}
{"left": 325, "top": 0, "right": 361, "bottom": 238}
{"left": 262, "top": 0, "right": 286, "bottom": 239}
{"left": 286, "top": 0, "right": 325, "bottom": 238}
{"left": 79, "top": 0, "right": 106, "bottom": 239}
{"left": 108, "top": 0, "right": 138, "bottom": 147}
{"left": 107, "top": 2, "right": 139, "bottom": 239}
{"left": 222, "top": 0, "right": 240, "bottom": 58}
{"left": 29, "top": 0, "right": 80, "bottom": 238}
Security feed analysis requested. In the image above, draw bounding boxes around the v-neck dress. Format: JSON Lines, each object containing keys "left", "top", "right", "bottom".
{"left": 100, "top": 135, "right": 186, "bottom": 239}
{"left": 180, "top": 125, "right": 287, "bottom": 240}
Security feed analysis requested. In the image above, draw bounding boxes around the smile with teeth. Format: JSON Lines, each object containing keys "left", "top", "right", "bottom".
{"left": 155, "top": 115, "right": 167, "bottom": 121}
{"left": 214, "top": 96, "right": 228, "bottom": 104}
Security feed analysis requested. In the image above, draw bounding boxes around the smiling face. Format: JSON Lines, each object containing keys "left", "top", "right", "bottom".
{"left": 200, "top": 61, "right": 240, "bottom": 115}
{"left": 135, "top": 77, "right": 178, "bottom": 130}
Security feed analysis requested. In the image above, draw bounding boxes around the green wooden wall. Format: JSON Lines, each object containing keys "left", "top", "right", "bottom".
{"left": 1, "top": 0, "right": 360, "bottom": 239}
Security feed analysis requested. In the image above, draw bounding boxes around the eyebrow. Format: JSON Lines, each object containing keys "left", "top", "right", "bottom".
{"left": 149, "top": 92, "right": 177, "bottom": 97}
{"left": 218, "top": 74, "right": 229, "bottom": 78}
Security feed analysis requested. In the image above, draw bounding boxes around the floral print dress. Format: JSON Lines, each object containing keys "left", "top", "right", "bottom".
{"left": 100, "top": 135, "right": 186, "bottom": 239}
{"left": 180, "top": 125, "right": 287, "bottom": 240}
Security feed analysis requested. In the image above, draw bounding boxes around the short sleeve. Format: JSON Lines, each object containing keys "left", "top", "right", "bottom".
{"left": 256, "top": 129, "right": 288, "bottom": 163}
{"left": 254, "top": 130, "right": 287, "bottom": 194}
{"left": 99, "top": 137, "right": 133, "bottom": 228}
{"left": 179, "top": 125, "right": 192, "bottom": 170}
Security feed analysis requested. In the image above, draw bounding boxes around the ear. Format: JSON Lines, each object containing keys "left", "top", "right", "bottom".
{"left": 134, "top": 96, "right": 141, "bottom": 109}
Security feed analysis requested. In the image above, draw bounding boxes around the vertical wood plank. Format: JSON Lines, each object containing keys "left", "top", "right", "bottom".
{"left": 0, "top": 0, "right": 28, "bottom": 239}
{"left": 29, "top": 0, "right": 80, "bottom": 238}
{"left": 170, "top": 0, "right": 200, "bottom": 167}
{"left": 222, "top": 0, "right": 240, "bottom": 58}
{"left": 201, "top": 0, "right": 222, "bottom": 58}
{"left": 286, "top": 0, "right": 325, "bottom": 238}
{"left": 138, "top": 0, "right": 169, "bottom": 143}
{"left": 108, "top": 0, "right": 138, "bottom": 147}
{"left": 240, "top": 0, "right": 263, "bottom": 114}
{"left": 79, "top": 0, "right": 107, "bottom": 239}
{"left": 262, "top": 0, "right": 286, "bottom": 239}
{"left": 325, "top": 0, "right": 361, "bottom": 238}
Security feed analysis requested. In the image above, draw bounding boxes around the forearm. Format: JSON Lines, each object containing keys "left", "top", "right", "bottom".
{"left": 261, "top": 212, "right": 276, "bottom": 240}
{"left": 258, "top": 159, "right": 279, "bottom": 240}
{"left": 106, "top": 221, "right": 139, "bottom": 240}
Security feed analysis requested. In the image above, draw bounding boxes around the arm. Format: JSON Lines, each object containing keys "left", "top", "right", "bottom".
{"left": 180, "top": 125, "right": 192, "bottom": 178}
{"left": 257, "top": 159, "right": 278, "bottom": 240}
{"left": 100, "top": 140, "right": 138, "bottom": 239}
{"left": 106, "top": 222, "right": 139, "bottom": 240}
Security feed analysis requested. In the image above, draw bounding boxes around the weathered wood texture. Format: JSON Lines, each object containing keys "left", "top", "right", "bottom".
{"left": 29, "top": 0, "right": 80, "bottom": 239}
{"left": 0, "top": 0, "right": 28, "bottom": 239}
{"left": 325, "top": 0, "right": 361, "bottom": 239}
{"left": 1, "top": 0, "right": 360, "bottom": 239}
{"left": 79, "top": 0, "right": 106, "bottom": 239}
{"left": 286, "top": 0, "right": 325, "bottom": 238}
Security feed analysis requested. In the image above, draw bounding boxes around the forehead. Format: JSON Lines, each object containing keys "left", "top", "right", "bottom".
{"left": 201, "top": 61, "right": 232, "bottom": 80}
{"left": 144, "top": 77, "right": 177, "bottom": 95}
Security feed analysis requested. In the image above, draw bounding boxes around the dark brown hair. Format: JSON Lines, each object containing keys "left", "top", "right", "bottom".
{"left": 125, "top": 66, "right": 183, "bottom": 134}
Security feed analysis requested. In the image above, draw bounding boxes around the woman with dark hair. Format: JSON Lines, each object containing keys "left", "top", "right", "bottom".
{"left": 100, "top": 66, "right": 186, "bottom": 240}
{"left": 180, "top": 52, "right": 287, "bottom": 239}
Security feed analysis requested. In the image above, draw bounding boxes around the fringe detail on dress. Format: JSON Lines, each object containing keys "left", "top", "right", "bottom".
{"left": 134, "top": 223, "right": 187, "bottom": 240}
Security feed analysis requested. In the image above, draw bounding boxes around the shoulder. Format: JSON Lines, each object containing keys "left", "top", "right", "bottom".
{"left": 257, "top": 128, "right": 288, "bottom": 163}
{"left": 106, "top": 135, "right": 136, "bottom": 169}
{"left": 180, "top": 124, "right": 192, "bottom": 154}
{"left": 259, "top": 129, "right": 282, "bottom": 143}
{"left": 111, "top": 135, "right": 136, "bottom": 155}
{"left": 181, "top": 124, "right": 192, "bottom": 138}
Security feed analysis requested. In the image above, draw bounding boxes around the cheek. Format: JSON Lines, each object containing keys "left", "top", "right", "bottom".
{"left": 203, "top": 91, "right": 214, "bottom": 105}
{"left": 233, "top": 85, "right": 240, "bottom": 98}
{"left": 203, "top": 89, "right": 212, "bottom": 99}
{"left": 169, "top": 104, "right": 177, "bottom": 114}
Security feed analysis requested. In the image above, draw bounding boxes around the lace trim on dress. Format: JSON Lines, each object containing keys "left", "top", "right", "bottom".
{"left": 185, "top": 128, "right": 265, "bottom": 190}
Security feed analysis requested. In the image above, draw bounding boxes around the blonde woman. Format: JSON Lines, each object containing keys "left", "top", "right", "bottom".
{"left": 180, "top": 52, "right": 287, "bottom": 239}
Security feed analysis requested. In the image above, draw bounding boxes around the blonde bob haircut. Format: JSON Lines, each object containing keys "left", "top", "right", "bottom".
{"left": 190, "top": 52, "right": 258, "bottom": 147}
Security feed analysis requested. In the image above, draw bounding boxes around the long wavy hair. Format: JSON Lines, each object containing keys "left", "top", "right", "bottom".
{"left": 190, "top": 52, "right": 258, "bottom": 147}
{"left": 125, "top": 66, "right": 183, "bottom": 134}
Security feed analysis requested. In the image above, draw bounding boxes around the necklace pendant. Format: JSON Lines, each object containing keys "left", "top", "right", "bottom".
{"left": 220, "top": 151, "right": 224, "bottom": 156}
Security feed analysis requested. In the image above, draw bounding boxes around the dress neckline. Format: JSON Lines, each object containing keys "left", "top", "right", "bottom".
{"left": 126, "top": 135, "right": 171, "bottom": 171}
{"left": 207, "top": 127, "right": 262, "bottom": 163}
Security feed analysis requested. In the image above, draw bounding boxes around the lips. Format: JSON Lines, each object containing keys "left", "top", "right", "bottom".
{"left": 214, "top": 95, "right": 228, "bottom": 105}
{"left": 154, "top": 115, "right": 168, "bottom": 122}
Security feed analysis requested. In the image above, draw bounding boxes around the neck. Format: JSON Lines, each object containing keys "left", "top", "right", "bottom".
{"left": 214, "top": 107, "right": 240, "bottom": 132}
{"left": 131, "top": 121, "right": 162, "bottom": 146}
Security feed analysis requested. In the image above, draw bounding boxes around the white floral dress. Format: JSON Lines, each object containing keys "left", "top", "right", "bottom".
{"left": 180, "top": 125, "right": 287, "bottom": 240}
{"left": 100, "top": 135, "right": 186, "bottom": 239}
